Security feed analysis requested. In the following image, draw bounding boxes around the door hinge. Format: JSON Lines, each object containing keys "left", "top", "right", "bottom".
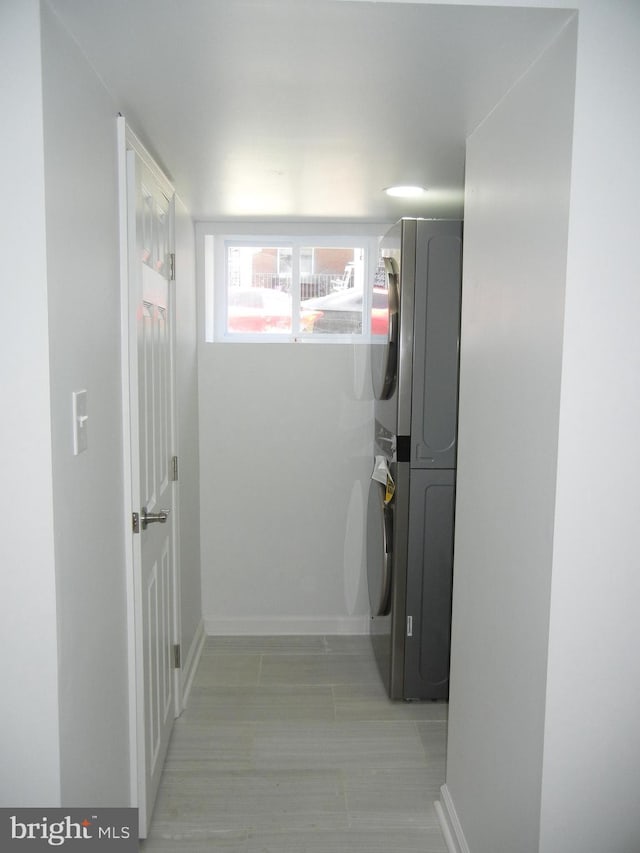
{"left": 132, "top": 511, "right": 140, "bottom": 534}
{"left": 173, "top": 644, "right": 181, "bottom": 669}
{"left": 171, "top": 455, "right": 179, "bottom": 482}
{"left": 169, "top": 252, "right": 176, "bottom": 281}
{"left": 406, "top": 615, "right": 413, "bottom": 637}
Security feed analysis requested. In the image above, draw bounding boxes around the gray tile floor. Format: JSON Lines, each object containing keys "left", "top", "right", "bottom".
{"left": 141, "top": 636, "right": 448, "bottom": 852}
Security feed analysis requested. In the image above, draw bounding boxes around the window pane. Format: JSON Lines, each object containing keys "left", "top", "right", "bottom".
{"left": 299, "top": 247, "right": 365, "bottom": 335}
{"left": 226, "top": 246, "right": 292, "bottom": 333}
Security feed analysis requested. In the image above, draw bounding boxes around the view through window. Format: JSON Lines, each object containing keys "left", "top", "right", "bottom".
{"left": 204, "top": 232, "right": 385, "bottom": 342}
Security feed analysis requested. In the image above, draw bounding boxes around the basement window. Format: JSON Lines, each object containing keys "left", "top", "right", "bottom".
{"left": 202, "top": 229, "right": 382, "bottom": 343}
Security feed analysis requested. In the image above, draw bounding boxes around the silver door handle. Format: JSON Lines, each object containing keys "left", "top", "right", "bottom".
{"left": 141, "top": 507, "right": 170, "bottom": 530}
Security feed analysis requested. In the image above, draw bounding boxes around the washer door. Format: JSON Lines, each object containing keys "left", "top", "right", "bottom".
{"left": 371, "top": 257, "right": 399, "bottom": 401}
{"left": 367, "top": 479, "right": 393, "bottom": 616}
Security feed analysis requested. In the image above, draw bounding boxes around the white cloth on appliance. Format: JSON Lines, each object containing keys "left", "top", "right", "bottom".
{"left": 371, "top": 455, "right": 395, "bottom": 504}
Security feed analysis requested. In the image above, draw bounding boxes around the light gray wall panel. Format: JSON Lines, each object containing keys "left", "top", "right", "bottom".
{"left": 0, "top": 0, "right": 61, "bottom": 806}
{"left": 445, "top": 19, "right": 576, "bottom": 853}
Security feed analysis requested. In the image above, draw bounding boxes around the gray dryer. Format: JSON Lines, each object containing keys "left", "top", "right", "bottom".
{"left": 368, "top": 218, "right": 462, "bottom": 700}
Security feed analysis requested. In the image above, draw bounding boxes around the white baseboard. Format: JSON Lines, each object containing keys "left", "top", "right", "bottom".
{"left": 437, "top": 784, "right": 471, "bottom": 853}
{"left": 180, "top": 619, "right": 206, "bottom": 709}
{"left": 203, "top": 615, "right": 371, "bottom": 636}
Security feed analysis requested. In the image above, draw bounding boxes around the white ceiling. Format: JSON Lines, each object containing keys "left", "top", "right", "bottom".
{"left": 48, "top": 0, "right": 572, "bottom": 222}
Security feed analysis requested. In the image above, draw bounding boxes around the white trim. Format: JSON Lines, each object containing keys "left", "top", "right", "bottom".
{"left": 118, "top": 115, "right": 180, "bottom": 834}
{"left": 195, "top": 221, "right": 388, "bottom": 348}
{"left": 167, "top": 192, "right": 182, "bottom": 722}
{"left": 180, "top": 619, "right": 206, "bottom": 709}
{"left": 204, "top": 615, "right": 371, "bottom": 636}
{"left": 196, "top": 219, "right": 386, "bottom": 345}
{"left": 437, "top": 784, "right": 471, "bottom": 853}
{"left": 125, "top": 144, "right": 147, "bottom": 830}
{"left": 117, "top": 115, "right": 138, "bottom": 810}
{"left": 124, "top": 123, "right": 175, "bottom": 199}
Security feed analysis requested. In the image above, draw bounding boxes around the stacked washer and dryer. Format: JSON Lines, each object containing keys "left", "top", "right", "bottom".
{"left": 367, "top": 218, "right": 463, "bottom": 700}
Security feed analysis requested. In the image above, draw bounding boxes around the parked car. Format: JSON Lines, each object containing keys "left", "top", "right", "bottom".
{"left": 301, "top": 287, "right": 389, "bottom": 335}
{"left": 227, "top": 288, "right": 292, "bottom": 333}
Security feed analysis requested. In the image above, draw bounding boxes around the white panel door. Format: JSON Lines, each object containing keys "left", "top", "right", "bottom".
{"left": 127, "top": 146, "right": 177, "bottom": 835}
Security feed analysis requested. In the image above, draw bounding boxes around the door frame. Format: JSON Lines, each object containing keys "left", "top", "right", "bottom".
{"left": 117, "top": 115, "right": 182, "bottom": 828}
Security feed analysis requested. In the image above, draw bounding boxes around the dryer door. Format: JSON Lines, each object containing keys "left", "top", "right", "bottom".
{"left": 367, "top": 478, "right": 393, "bottom": 616}
{"left": 371, "top": 257, "right": 399, "bottom": 401}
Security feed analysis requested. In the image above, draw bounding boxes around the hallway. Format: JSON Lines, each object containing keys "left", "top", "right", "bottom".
{"left": 141, "top": 636, "right": 448, "bottom": 851}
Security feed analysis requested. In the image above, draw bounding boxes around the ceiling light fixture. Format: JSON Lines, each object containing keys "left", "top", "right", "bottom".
{"left": 384, "top": 185, "right": 428, "bottom": 198}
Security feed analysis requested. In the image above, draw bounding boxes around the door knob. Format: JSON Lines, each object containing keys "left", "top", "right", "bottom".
{"left": 141, "top": 507, "right": 170, "bottom": 530}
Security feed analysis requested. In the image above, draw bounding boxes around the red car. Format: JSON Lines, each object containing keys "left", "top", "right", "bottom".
{"left": 227, "top": 288, "right": 292, "bottom": 333}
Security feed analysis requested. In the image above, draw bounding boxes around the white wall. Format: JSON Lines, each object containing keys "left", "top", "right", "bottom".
{"left": 40, "top": 3, "right": 203, "bottom": 801}
{"left": 0, "top": 0, "right": 61, "bottom": 806}
{"left": 199, "top": 341, "right": 374, "bottom": 634}
{"left": 441, "top": 2, "right": 640, "bottom": 852}
{"left": 40, "top": 1, "right": 130, "bottom": 804}
{"left": 443, "top": 19, "right": 577, "bottom": 852}
{"left": 0, "top": 0, "right": 203, "bottom": 808}
{"left": 539, "top": 2, "right": 640, "bottom": 850}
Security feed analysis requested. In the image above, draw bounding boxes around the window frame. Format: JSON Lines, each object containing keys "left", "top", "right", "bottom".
{"left": 198, "top": 222, "right": 386, "bottom": 344}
